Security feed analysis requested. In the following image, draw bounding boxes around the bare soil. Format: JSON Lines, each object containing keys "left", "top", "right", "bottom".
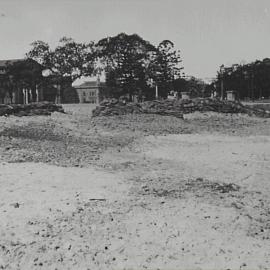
{"left": 0, "top": 107, "right": 270, "bottom": 270}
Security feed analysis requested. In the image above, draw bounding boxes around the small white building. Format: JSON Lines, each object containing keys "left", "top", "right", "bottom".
{"left": 73, "top": 80, "right": 107, "bottom": 104}
{"left": 181, "top": 91, "right": 190, "bottom": 99}
{"left": 226, "top": 90, "right": 236, "bottom": 101}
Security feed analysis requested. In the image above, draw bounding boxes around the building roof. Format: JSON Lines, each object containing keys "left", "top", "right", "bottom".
{"left": 74, "top": 81, "right": 106, "bottom": 89}
{"left": 0, "top": 58, "right": 42, "bottom": 68}
{"left": 0, "top": 59, "right": 24, "bottom": 67}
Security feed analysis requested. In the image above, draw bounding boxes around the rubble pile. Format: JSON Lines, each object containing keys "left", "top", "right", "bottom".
{"left": 92, "top": 98, "right": 270, "bottom": 118}
{"left": 0, "top": 102, "right": 64, "bottom": 117}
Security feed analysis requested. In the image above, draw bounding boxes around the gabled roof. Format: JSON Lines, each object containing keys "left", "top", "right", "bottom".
{"left": 75, "top": 81, "right": 106, "bottom": 89}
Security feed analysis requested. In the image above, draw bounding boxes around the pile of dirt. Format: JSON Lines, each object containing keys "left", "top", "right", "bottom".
{"left": 140, "top": 177, "right": 241, "bottom": 199}
{"left": 92, "top": 98, "right": 270, "bottom": 118}
{"left": 0, "top": 102, "right": 64, "bottom": 117}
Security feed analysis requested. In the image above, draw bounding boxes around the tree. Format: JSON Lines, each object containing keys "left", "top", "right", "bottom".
{"left": 96, "top": 33, "right": 156, "bottom": 100}
{"left": 6, "top": 59, "right": 43, "bottom": 87}
{"left": 27, "top": 34, "right": 184, "bottom": 101}
{"left": 147, "top": 40, "right": 183, "bottom": 97}
{"left": 173, "top": 77, "right": 188, "bottom": 93}
{"left": 27, "top": 37, "right": 96, "bottom": 82}
{"left": 185, "top": 77, "right": 206, "bottom": 98}
{"left": 0, "top": 59, "right": 43, "bottom": 103}
{"left": 27, "top": 37, "right": 96, "bottom": 102}
{"left": 0, "top": 75, "right": 9, "bottom": 103}
{"left": 26, "top": 41, "right": 52, "bottom": 69}
{"left": 215, "top": 60, "right": 270, "bottom": 100}
{"left": 0, "top": 67, "right": 10, "bottom": 103}
{"left": 204, "top": 83, "right": 215, "bottom": 97}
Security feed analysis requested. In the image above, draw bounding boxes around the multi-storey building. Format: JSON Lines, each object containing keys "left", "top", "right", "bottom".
{"left": 73, "top": 80, "right": 108, "bottom": 104}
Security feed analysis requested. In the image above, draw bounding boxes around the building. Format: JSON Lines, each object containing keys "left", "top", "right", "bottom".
{"left": 73, "top": 80, "right": 108, "bottom": 104}
{"left": 0, "top": 59, "right": 113, "bottom": 105}
{"left": 0, "top": 58, "right": 44, "bottom": 104}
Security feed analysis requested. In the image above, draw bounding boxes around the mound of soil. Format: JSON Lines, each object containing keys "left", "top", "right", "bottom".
{"left": 92, "top": 98, "right": 270, "bottom": 118}
{"left": 0, "top": 102, "right": 64, "bottom": 117}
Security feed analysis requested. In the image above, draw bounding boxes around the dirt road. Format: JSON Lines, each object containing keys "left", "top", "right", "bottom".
{"left": 0, "top": 110, "right": 270, "bottom": 269}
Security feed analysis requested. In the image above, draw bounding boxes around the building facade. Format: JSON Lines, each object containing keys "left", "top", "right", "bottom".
{"left": 73, "top": 80, "right": 108, "bottom": 104}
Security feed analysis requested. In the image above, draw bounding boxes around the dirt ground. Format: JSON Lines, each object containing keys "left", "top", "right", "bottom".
{"left": 0, "top": 106, "right": 270, "bottom": 270}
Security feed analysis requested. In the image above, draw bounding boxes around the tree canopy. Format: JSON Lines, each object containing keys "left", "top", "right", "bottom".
{"left": 0, "top": 59, "right": 43, "bottom": 103}
{"left": 27, "top": 37, "right": 96, "bottom": 82}
{"left": 215, "top": 59, "right": 270, "bottom": 100}
{"left": 146, "top": 40, "right": 182, "bottom": 97}
{"left": 25, "top": 33, "right": 184, "bottom": 100}
{"left": 96, "top": 33, "right": 156, "bottom": 99}
{"left": 96, "top": 33, "right": 183, "bottom": 99}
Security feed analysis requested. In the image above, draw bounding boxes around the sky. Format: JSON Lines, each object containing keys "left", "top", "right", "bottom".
{"left": 0, "top": 0, "right": 270, "bottom": 81}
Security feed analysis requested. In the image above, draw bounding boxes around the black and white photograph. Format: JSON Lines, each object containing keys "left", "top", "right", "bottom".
{"left": 0, "top": 0, "right": 270, "bottom": 269}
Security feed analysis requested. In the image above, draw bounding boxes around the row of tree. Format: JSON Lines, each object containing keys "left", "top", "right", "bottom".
{"left": 215, "top": 58, "right": 270, "bottom": 100}
{"left": 7, "top": 33, "right": 270, "bottom": 102}
{"left": 27, "top": 33, "right": 183, "bottom": 100}
{"left": 0, "top": 59, "right": 44, "bottom": 103}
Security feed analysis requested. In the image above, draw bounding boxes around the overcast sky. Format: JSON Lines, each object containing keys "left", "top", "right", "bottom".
{"left": 0, "top": 0, "right": 270, "bottom": 80}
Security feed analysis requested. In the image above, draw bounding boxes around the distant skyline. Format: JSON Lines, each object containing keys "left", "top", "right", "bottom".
{"left": 1, "top": 0, "right": 270, "bottom": 81}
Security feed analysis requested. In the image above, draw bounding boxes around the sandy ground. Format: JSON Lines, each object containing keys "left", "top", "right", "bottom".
{"left": 0, "top": 107, "right": 270, "bottom": 270}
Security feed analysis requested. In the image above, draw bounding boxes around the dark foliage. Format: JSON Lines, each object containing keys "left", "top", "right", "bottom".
{"left": 216, "top": 59, "right": 270, "bottom": 100}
